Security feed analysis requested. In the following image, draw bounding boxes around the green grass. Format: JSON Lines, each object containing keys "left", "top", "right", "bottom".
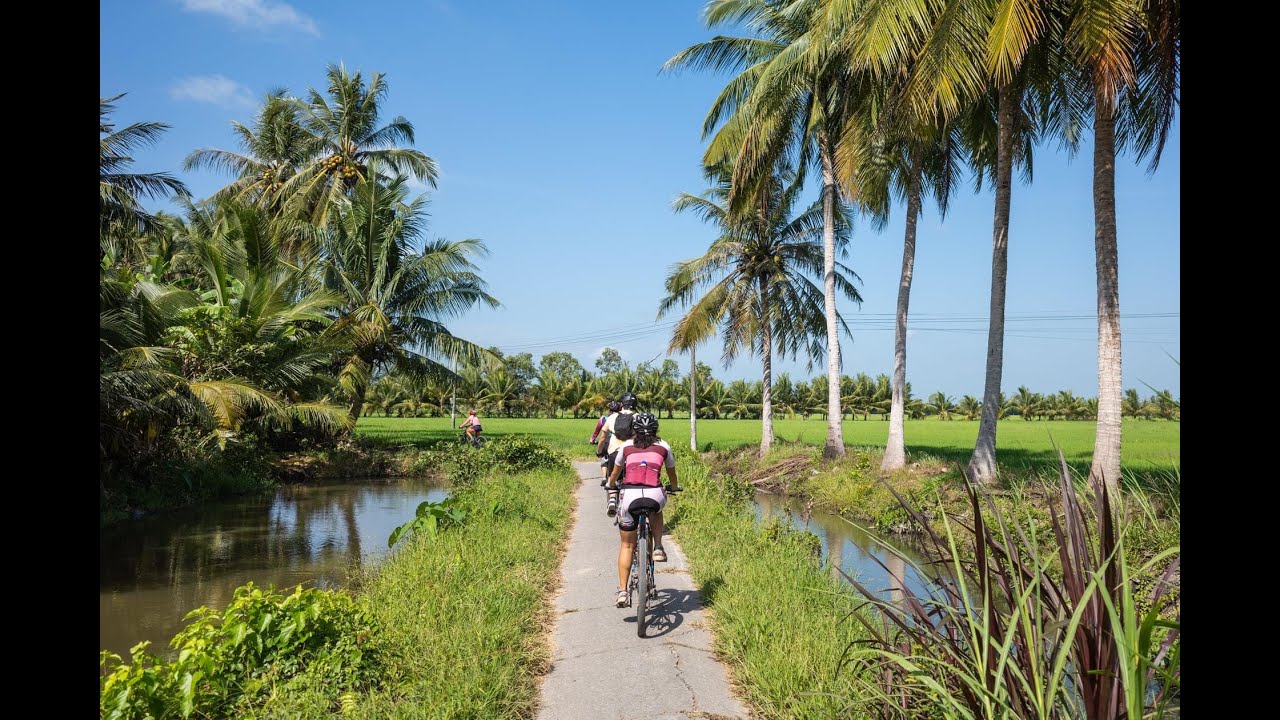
{"left": 265, "top": 466, "right": 578, "bottom": 718}
{"left": 356, "top": 415, "right": 1180, "bottom": 471}
{"left": 667, "top": 456, "right": 871, "bottom": 718}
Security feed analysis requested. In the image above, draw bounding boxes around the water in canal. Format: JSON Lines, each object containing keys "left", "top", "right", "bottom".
{"left": 100, "top": 478, "right": 448, "bottom": 659}
{"left": 753, "top": 492, "right": 941, "bottom": 602}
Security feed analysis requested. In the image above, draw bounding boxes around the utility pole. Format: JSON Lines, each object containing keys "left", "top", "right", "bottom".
{"left": 450, "top": 354, "right": 458, "bottom": 429}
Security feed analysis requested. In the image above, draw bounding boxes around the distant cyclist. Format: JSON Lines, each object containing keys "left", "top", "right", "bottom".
{"left": 605, "top": 411, "right": 680, "bottom": 607}
{"left": 592, "top": 400, "right": 622, "bottom": 486}
{"left": 461, "top": 408, "right": 482, "bottom": 443}
{"left": 602, "top": 392, "right": 638, "bottom": 490}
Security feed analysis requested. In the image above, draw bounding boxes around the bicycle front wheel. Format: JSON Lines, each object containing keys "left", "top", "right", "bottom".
{"left": 636, "top": 517, "right": 649, "bottom": 638}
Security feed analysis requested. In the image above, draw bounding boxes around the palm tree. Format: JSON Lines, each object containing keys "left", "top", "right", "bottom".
{"left": 183, "top": 90, "right": 315, "bottom": 219}
{"left": 872, "top": 373, "right": 893, "bottom": 419}
{"left": 1122, "top": 388, "right": 1147, "bottom": 418}
{"left": 284, "top": 65, "right": 439, "bottom": 225}
{"left": 957, "top": 394, "right": 982, "bottom": 421}
{"left": 928, "top": 391, "right": 957, "bottom": 420}
{"left": 1067, "top": 0, "right": 1180, "bottom": 491}
{"left": 703, "top": 379, "right": 729, "bottom": 419}
{"left": 878, "top": 116, "right": 965, "bottom": 469}
{"left": 320, "top": 172, "right": 498, "bottom": 423}
{"left": 659, "top": 164, "right": 861, "bottom": 455}
{"left": 664, "top": 0, "right": 875, "bottom": 459}
{"left": 844, "top": 0, "right": 1052, "bottom": 482}
{"left": 100, "top": 95, "right": 188, "bottom": 240}
{"left": 1010, "top": 386, "right": 1042, "bottom": 421}
{"left": 535, "top": 367, "right": 570, "bottom": 418}
{"left": 727, "top": 379, "right": 761, "bottom": 419}
{"left": 482, "top": 366, "right": 522, "bottom": 417}
{"left": 173, "top": 201, "right": 346, "bottom": 405}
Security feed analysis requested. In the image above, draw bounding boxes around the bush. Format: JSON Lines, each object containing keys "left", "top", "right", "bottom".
{"left": 438, "top": 435, "right": 569, "bottom": 485}
{"left": 100, "top": 584, "right": 390, "bottom": 718}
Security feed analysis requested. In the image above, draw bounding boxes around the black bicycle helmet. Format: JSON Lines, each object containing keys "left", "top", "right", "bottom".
{"left": 607, "top": 400, "right": 622, "bottom": 413}
{"left": 619, "top": 392, "right": 638, "bottom": 410}
{"left": 632, "top": 412, "right": 658, "bottom": 435}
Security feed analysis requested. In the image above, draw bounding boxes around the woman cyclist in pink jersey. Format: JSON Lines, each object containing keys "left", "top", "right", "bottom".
{"left": 604, "top": 412, "right": 681, "bottom": 608}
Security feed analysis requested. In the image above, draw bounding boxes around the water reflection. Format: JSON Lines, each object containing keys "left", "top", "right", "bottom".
{"left": 100, "top": 478, "right": 448, "bottom": 659}
{"left": 753, "top": 493, "right": 936, "bottom": 602}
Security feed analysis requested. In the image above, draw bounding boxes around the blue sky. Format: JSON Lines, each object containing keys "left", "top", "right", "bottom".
{"left": 101, "top": 0, "right": 1180, "bottom": 398}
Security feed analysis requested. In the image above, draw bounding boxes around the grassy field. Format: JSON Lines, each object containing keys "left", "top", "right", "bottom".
{"left": 356, "top": 415, "right": 1180, "bottom": 472}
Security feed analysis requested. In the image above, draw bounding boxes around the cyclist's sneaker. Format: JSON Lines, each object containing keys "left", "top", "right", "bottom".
{"left": 652, "top": 546, "right": 667, "bottom": 562}
{"left": 606, "top": 490, "right": 619, "bottom": 517}
{"left": 615, "top": 590, "right": 628, "bottom": 608}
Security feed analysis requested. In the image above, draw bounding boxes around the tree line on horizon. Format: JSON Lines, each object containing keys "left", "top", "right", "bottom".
{"left": 367, "top": 346, "right": 1180, "bottom": 424}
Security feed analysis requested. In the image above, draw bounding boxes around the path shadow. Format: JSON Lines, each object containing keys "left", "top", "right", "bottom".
{"left": 624, "top": 588, "right": 701, "bottom": 639}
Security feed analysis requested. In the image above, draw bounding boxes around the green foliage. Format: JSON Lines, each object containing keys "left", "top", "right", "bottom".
{"left": 437, "top": 435, "right": 569, "bottom": 486}
{"left": 100, "top": 584, "right": 389, "bottom": 718}
{"left": 842, "top": 457, "right": 1181, "bottom": 718}
{"left": 760, "top": 514, "right": 822, "bottom": 563}
{"left": 388, "top": 497, "right": 466, "bottom": 547}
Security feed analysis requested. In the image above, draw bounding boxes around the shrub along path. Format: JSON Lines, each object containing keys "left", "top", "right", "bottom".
{"left": 536, "top": 461, "right": 747, "bottom": 720}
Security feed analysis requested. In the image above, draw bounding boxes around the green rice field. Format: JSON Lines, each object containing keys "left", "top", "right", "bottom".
{"left": 356, "top": 415, "right": 1180, "bottom": 472}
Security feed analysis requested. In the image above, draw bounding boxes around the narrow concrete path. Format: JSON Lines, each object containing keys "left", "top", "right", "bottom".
{"left": 537, "top": 461, "right": 749, "bottom": 720}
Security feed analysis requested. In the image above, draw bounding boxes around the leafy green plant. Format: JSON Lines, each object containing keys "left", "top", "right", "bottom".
{"left": 436, "top": 435, "right": 569, "bottom": 486}
{"left": 388, "top": 497, "right": 466, "bottom": 547}
{"left": 100, "top": 583, "right": 389, "bottom": 719}
{"left": 840, "top": 454, "right": 1181, "bottom": 718}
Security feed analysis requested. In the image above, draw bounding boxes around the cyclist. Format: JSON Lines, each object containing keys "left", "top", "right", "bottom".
{"left": 591, "top": 400, "right": 622, "bottom": 486}
{"left": 461, "top": 408, "right": 482, "bottom": 443}
{"left": 605, "top": 411, "right": 681, "bottom": 608}
{"left": 601, "top": 392, "right": 638, "bottom": 493}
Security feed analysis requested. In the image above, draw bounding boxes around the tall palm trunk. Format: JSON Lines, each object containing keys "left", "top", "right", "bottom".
{"left": 760, "top": 277, "right": 775, "bottom": 456}
{"left": 1089, "top": 87, "right": 1122, "bottom": 494}
{"left": 968, "top": 87, "right": 1016, "bottom": 484}
{"left": 882, "top": 157, "right": 924, "bottom": 472}
{"left": 689, "top": 346, "right": 698, "bottom": 452}
{"left": 820, "top": 139, "right": 845, "bottom": 458}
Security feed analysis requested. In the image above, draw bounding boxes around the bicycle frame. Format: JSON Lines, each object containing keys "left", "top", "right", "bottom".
{"left": 626, "top": 510, "right": 657, "bottom": 637}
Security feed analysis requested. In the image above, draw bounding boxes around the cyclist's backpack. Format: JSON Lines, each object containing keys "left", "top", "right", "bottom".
{"left": 622, "top": 446, "right": 666, "bottom": 487}
{"left": 612, "top": 412, "right": 635, "bottom": 441}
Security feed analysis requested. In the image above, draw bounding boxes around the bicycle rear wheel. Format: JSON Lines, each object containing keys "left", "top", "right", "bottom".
{"left": 636, "top": 516, "right": 649, "bottom": 637}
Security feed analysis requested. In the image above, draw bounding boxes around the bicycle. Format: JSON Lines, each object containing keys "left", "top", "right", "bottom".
{"left": 618, "top": 485, "right": 681, "bottom": 638}
{"left": 458, "top": 428, "right": 486, "bottom": 448}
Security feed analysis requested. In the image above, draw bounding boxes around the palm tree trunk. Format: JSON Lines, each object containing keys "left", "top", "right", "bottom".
{"left": 760, "top": 278, "right": 774, "bottom": 456}
{"left": 968, "top": 87, "right": 1016, "bottom": 484}
{"left": 348, "top": 384, "right": 367, "bottom": 424}
{"left": 689, "top": 346, "right": 698, "bottom": 452}
{"left": 883, "top": 157, "right": 923, "bottom": 472}
{"left": 820, "top": 138, "right": 845, "bottom": 458}
{"left": 1089, "top": 86, "right": 1123, "bottom": 494}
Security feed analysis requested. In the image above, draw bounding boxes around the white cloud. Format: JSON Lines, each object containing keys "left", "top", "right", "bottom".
{"left": 180, "top": 0, "right": 320, "bottom": 36}
{"left": 171, "top": 75, "right": 255, "bottom": 107}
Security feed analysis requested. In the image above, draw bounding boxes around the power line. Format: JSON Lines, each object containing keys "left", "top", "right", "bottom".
{"left": 488, "top": 311, "right": 1179, "bottom": 353}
